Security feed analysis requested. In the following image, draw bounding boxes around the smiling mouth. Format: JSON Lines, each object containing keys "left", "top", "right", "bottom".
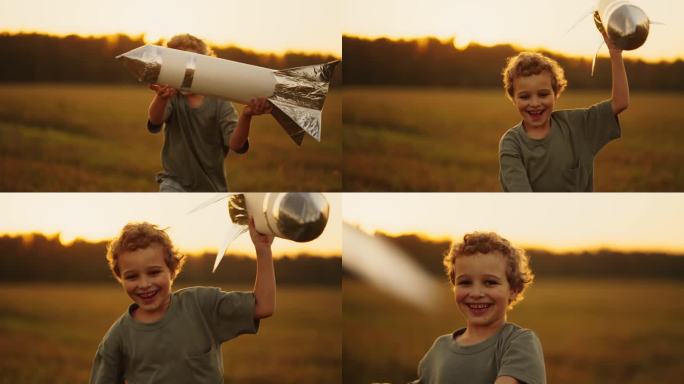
{"left": 527, "top": 109, "right": 545, "bottom": 118}
{"left": 137, "top": 290, "right": 159, "bottom": 301}
{"left": 466, "top": 303, "right": 492, "bottom": 315}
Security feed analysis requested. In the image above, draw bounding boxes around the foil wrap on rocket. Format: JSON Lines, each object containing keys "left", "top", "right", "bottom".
{"left": 194, "top": 193, "right": 329, "bottom": 272}
{"left": 231, "top": 193, "right": 329, "bottom": 242}
{"left": 116, "top": 45, "right": 339, "bottom": 145}
{"left": 595, "top": 0, "right": 650, "bottom": 51}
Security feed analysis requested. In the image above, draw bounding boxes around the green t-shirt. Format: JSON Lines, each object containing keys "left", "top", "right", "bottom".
{"left": 90, "top": 287, "right": 259, "bottom": 384}
{"left": 149, "top": 95, "right": 243, "bottom": 192}
{"left": 413, "top": 323, "right": 546, "bottom": 384}
{"left": 498, "top": 100, "right": 620, "bottom": 192}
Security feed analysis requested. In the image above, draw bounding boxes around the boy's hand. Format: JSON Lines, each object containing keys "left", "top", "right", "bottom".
{"left": 594, "top": 11, "right": 621, "bottom": 52}
{"left": 149, "top": 84, "right": 177, "bottom": 100}
{"left": 249, "top": 217, "right": 274, "bottom": 252}
{"left": 243, "top": 97, "right": 272, "bottom": 117}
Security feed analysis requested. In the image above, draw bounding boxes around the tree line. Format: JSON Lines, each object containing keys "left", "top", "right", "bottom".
{"left": 343, "top": 232, "right": 684, "bottom": 280}
{"left": 343, "top": 35, "right": 684, "bottom": 91}
{"left": 0, "top": 33, "right": 341, "bottom": 85}
{"left": 0, "top": 234, "right": 340, "bottom": 285}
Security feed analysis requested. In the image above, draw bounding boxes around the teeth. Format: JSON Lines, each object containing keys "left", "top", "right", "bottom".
{"left": 468, "top": 304, "right": 490, "bottom": 309}
{"left": 139, "top": 291, "right": 157, "bottom": 298}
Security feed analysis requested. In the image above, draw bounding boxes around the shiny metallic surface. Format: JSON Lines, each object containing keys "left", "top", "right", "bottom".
{"left": 596, "top": 1, "right": 650, "bottom": 51}
{"left": 272, "top": 193, "right": 329, "bottom": 242}
{"left": 270, "top": 60, "right": 340, "bottom": 143}
{"left": 116, "top": 45, "right": 162, "bottom": 83}
{"left": 227, "top": 193, "right": 249, "bottom": 226}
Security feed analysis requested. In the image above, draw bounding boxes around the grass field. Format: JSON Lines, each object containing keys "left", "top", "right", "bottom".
{"left": 0, "top": 283, "right": 341, "bottom": 384}
{"left": 0, "top": 83, "right": 341, "bottom": 191}
{"left": 343, "top": 87, "right": 684, "bottom": 191}
{"left": 344, "top": 277, "right": 684, "bottom": 384}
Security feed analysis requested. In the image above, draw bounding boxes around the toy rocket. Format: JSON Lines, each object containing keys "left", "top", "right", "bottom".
{"left": 595, "top": 0, "right": 650, "bottom": 51}
{"left": 190, "top": 193, "right": 329, "bottom": 272}
{"left": 117, "top": 45, "right": 339, "bottom": 145}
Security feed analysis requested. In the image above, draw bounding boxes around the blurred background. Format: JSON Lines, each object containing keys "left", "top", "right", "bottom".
{"left": 0, "top": 193, "right": 342, "bottom": 384}
{"left": 343, "top": 0, "right": 684, "bottom": 191}
{"left": 0, "top": 0, "right": 342, "bottom": 191}
{"left": 343, "top": 193, "right": 684, "bottom": 384}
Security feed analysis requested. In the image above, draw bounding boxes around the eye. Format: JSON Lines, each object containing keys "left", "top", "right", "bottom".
{"left": 484, "top": 280, "right": 499, "bottom": 286}
{"left": 149, "top": 270, "right": 161, "bottom": 275}
{"left": 456, "top": 280, "right": 472, "bottom": 286}
{"left": 124, "top": 274, "right": 137, "bottom": 281}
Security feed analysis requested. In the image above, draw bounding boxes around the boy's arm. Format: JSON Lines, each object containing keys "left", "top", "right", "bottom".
{"left": 229, "top": 97, "right": 272, "bottom": 152}
{"left": 248, "top": 217, "right": 276, "bottom": 319}
{"left": 602, "top": 31, "right": 629, "bottom": 114}
{"left": 148, "top": 84, "right": 176, "bottom": 126}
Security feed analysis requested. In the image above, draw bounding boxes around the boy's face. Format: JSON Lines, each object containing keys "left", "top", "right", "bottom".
{"left": 512, "top": 72, "right": 556, "bottom": 132}
{"left": 453, "top": 252, "right": 517, "bottom": 330}
{"left": 119, "top": 244, "right": 174, "bottom": 318}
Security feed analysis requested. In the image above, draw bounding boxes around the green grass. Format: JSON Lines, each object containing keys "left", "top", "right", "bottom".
{"left": 343, "top": 277, "right": 684, "bottom": 384}
{"left": 0, "top": 283, "right": 341, "bottom": 384}
{"left": 0, "top": 83, "right": 341, "bottom": 191}
{"left": 343, "top": 87, "right": 684, "bottom": 191}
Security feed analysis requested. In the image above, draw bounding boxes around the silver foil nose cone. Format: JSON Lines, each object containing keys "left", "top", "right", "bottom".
{"left": 116, "top": 45, "right": 162, "bottom": 83}
{"left": 273, "top": 193, "right": 329, "bottom": 242}
{"left": 607, "top": 4, "right": 650, "bottom": 50}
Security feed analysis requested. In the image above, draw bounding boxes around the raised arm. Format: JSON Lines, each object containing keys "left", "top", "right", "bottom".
{"left": 229, "top": 97, "right": 272, "bottom": 152}
{"left": 601, "top": 31, "right": 630, "bottom": 114}
{"left": 248, "top": 217, "right": 276, "bottom": 319}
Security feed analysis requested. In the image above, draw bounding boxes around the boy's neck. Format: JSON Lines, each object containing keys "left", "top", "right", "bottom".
{"left": 457, "top": 318, "right": 507, "bottom": 346}
{"left": 523, "top": 122, "right": 551, "bottom": 140}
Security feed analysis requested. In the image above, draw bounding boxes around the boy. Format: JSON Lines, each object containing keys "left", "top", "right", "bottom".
{"left": 90, "top": 219, "right": 275, "bottom": 383}
{"left": 498, "top": 28, "right": 629, "bottom": 191}
{"left": 413, "top": 232, "right": 545, "bottom": 384}
{"left": 148, "top": 34, "right": 272, "bottom": 192}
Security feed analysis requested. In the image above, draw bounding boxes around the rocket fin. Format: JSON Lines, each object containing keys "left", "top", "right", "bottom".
{"left": 269, "top": 60, "right": 340, "bottom": 145}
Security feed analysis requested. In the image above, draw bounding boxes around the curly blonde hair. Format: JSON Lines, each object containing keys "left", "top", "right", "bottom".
{"left": 502, "top": 52, "right": 567, "bottom": 100}
{"left": 166, "top": 33, "right": 215, "bottom": 56}
{"left": 106, "top": 222, "right": 185, "bottom": 282}
{"left": 443, "top": 232, "right": 534, "bottom": 309}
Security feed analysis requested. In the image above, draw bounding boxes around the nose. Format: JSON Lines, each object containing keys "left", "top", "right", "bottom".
{"left": 530, "top": 96, "right": 541, "bottom": 107}
{"left": 470, "top": 284, "right": 485, "bottom": 298}
{"left": 139, "top": 275, "right": 152, "bottom": 288}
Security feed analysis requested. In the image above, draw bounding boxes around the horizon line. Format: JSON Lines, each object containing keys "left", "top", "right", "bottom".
{"left": 343, "top": 33, "right": 684, "bottom": 64}
{"left": 0, "top": 29, "right": 341, "bottom": 59}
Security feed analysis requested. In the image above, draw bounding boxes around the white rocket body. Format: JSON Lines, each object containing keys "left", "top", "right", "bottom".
{"left": 139, "top": 45, "right": 275, "bottom": 104}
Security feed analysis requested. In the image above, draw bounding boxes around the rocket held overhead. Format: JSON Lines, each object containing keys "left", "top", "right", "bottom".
{"left": 189, "top": 193, "right": 329, "bottom": 272}
{"left": 595, "top": 0, "right": 650, "bottom": 51}
{"left": 116, "top": 45, "right": 340, "bottom": 145}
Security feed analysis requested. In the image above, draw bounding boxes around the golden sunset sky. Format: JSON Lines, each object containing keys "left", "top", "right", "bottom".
{"left": 0, "top": 193, "right": 341, "bottom": 257}
{"left": 0, "top": 0, "right": 341, "bottom": 56}
{"left": 343, "top": 193, "right": 684, "bottom": 253}
{"left": 344, "top": 0, "right": 684, "bottom": 62}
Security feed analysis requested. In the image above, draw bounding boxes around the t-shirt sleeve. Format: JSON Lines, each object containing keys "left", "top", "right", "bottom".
{"left": 499, "top": 133, "right": 533, "bottom": 192}
{"left": 217, "top": 100, "right": 248, "bottom": 154}
{"left": 89, "top": 326, "right": 125, "bottom": 384}
{"left": 576, "top": 99, "right": 621, "bottom": 155}
{"left": 200, "top": 287, "right": 259, "bottom": 343}
{"left": 497, "top": 330, "right": 546, "bottom": 384}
